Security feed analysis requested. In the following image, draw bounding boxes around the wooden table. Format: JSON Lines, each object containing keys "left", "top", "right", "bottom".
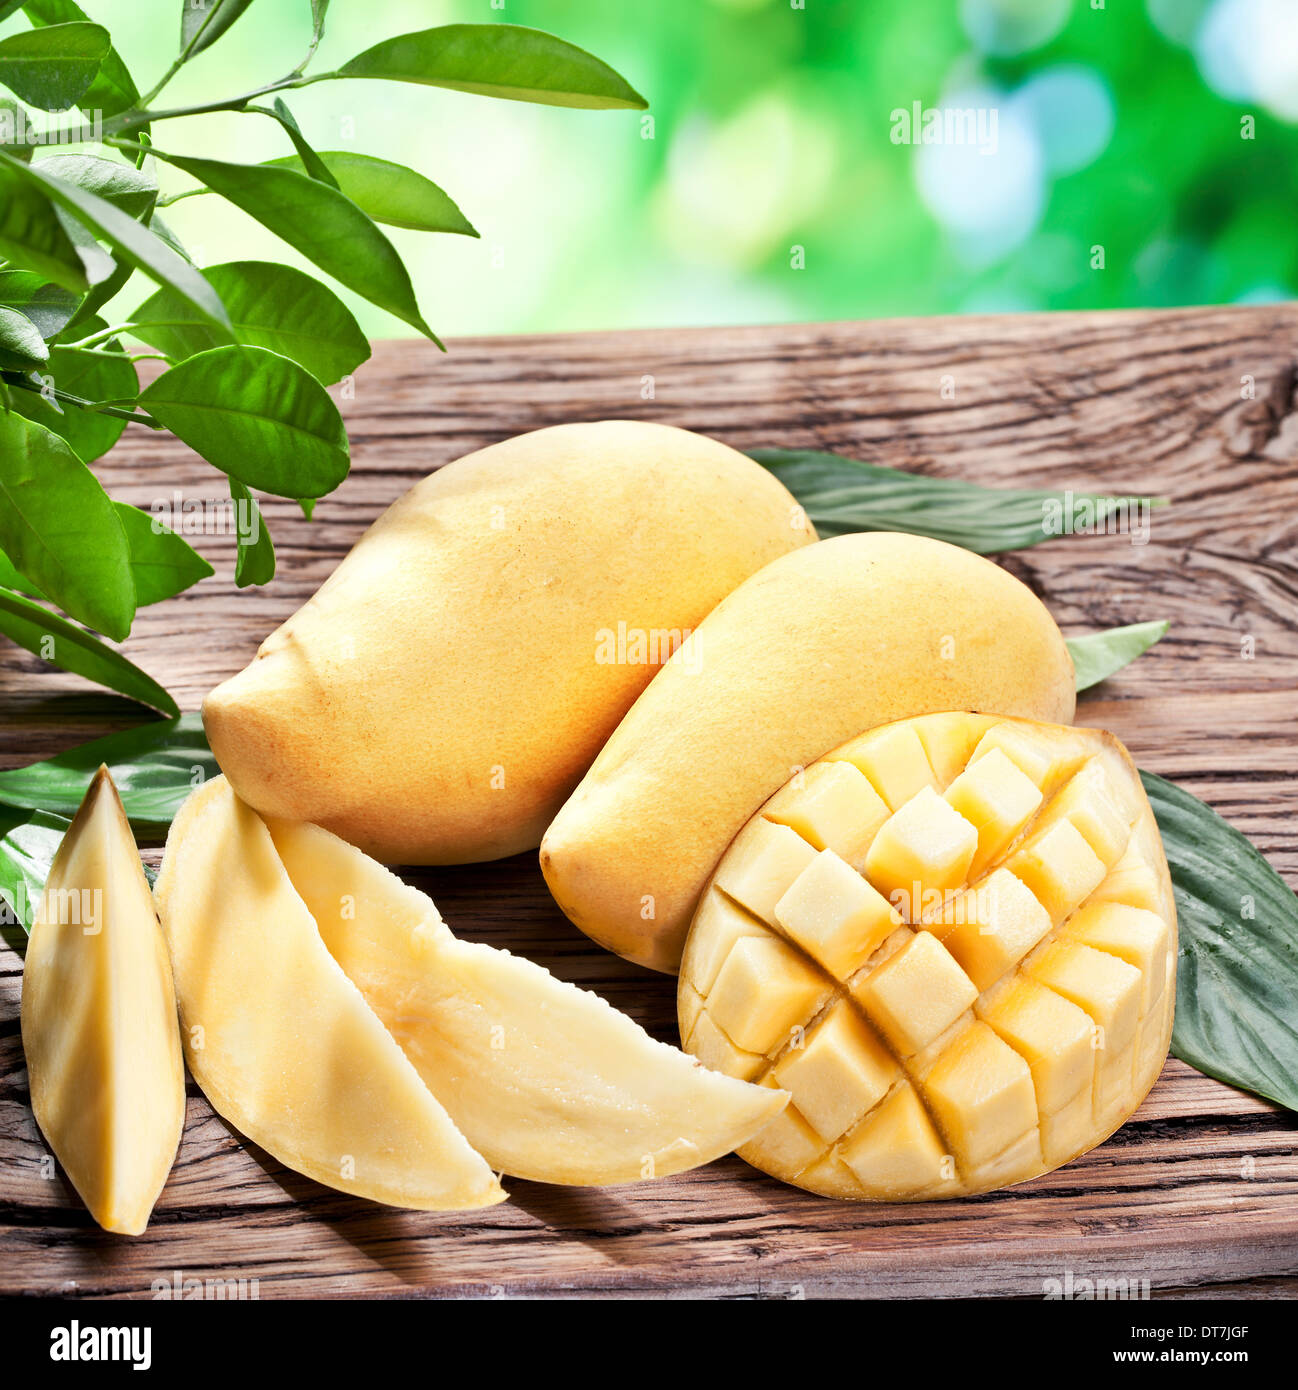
{"left": 2, "top": 307, "right": 1296, "bottom": 1299}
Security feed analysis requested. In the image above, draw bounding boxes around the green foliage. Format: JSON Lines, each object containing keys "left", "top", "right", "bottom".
{"left": 0, "top": 8, "right": 644, "bottom": 708}
{"left": 1067, "top": 620, "right": 1170, "bottom": 692}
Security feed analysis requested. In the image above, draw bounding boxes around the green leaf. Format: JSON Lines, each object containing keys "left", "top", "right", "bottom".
{"left": 0, "top": 500, "right": 212, "bottom": 606}
{"left": 22, "top": 0, "right": 142, "bottom": 122}
{"left": 0, "top": 584, "right": 178, "bottom": 714}
{"left": 0, "top": 809, "right": 69, "bottom": 946}
{"left": 265, "top": 97, "right": 339, "bottom": 189}
{"left": 0, "top": 94, "right": 34, "bottom": 161}
{"left": 336, "top": 23, "right": 647, "bottom": 110}
{"left": 0, "top": 411, "right": 134, "bottom": 637}
{"left": 34, "top": 152, "right": 156, "bottom": 216}
{"left": 0, "top": 159, "right": 100, "bottom": 290}
{"left": 749, "top": 447, "right": 1158, "bottom": 555}
{"left": 0, "top": 303, "right": 47, "bottom": 367}
{"left": 0, "top": 712, "right": 215, "bottom": 828}
{"left": 181, "top": 0, "right": 255, "bottom": 57}
{"left": 131, "top": 260, "right": 369, "bottom": 383}
{"left": 228, "top": 476, "right": 274, "bottom": 586}
{"left": 1143, "top": 770, "right": 1298, "bottom": 1113}
{"left": 0, "top": 267, "right": 79, "bottom": 337}
{"left": 138, "top": 344, "right": 349, "bottom": 498}
{"left": 7, "top": 339, "right": 138, "bottom": 462}
{"left": 0, "top": 150, "right": 232, "bottom": 333}
{"left": 0, "top": 21, "right": 109, "bottom": 111}
{"left": 134, "top": 144, "right": 436, "bottom": 340}
{"left": 1067, "top": 620, "right": 1169, "bottom": 693}
{"left": 264, "top": 151, "right": 476, "bottom": 235}
{"left": 113, "top": 500, "right": 213, "bottom": 605}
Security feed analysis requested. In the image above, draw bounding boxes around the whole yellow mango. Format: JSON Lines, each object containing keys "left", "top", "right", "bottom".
{"left": 541, "top": 533, "right": 1076, "bottom": 973}
{"left": 203, "top": 421, "right": 814, "bottom": 863}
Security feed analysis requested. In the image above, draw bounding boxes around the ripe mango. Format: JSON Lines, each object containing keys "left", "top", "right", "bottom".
{"left": 21, "top": 768, "right": 185, "bottom": 1234}
{"left": 203, "top": 421, "right": 814, "bottom": 864}
{"left": 542, "top": 533, "right": 1076, "bottom": 973}
{"left": 679, "top": 713, "right": 1176, "bottom": 1199}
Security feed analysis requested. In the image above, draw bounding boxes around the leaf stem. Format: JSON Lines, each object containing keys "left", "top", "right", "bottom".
{"left": 0, "top": 373, "right": 163, "bottom": 428}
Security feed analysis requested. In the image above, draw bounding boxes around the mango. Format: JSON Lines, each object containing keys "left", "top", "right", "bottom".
{"left": 20, "top": 768, "right": 185, "bottom": 1234}
{"left": 203, "top": 421, "right": 813, "bottom": 864}
{"left": 542, "top": 533, "right": 1076, "bottom": 973}
{"left": 267, "top": 814, "right": 787, "bottom": 1186}
{"left": 678, "top": 713, "right": 1177, "bottom": 1200}
{"left": 155, "top": 777, "right": 506, "bottom": 1211}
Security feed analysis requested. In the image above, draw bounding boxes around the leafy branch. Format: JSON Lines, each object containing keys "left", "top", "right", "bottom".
{"left": 0, "top": 1, "right": 647, "bottom": 711}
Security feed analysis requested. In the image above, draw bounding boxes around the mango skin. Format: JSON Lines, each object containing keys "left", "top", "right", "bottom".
{"left": 203, "top": 421, "right": 814, "bottom": 864}
{"left": 541, "top": 532, "right": 1076, "bottom": 974}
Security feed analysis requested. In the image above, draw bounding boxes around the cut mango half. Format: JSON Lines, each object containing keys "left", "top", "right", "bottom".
{"left": 155, "top": 777, "right": 505, "bottom": 1212}
{"left": 21, "top": 768, "right": 185, "bottom": 1235}
{"left": 679, "top": 714, "right": 1177, "bottom": 1200}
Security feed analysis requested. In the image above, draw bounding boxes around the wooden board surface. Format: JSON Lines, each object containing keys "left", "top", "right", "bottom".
{"left": 1, "top": 306, "right": 1296, "bottom": 1299}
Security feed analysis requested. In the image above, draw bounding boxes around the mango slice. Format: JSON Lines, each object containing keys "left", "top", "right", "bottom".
{"left": 21, "top": 768, "right": 185, "bottom": 1235}
{"left": 267, "top": 816, "right": 789, "bottom": 1186}
{"left": 678, "top": 714, "right": 1177, "bottom": 1200}
{"left": 155, "top": 777, "right": 505, "bottom": 1211}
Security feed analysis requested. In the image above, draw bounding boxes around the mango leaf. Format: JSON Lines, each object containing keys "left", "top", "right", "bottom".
{"left": 0, "top": 501, "right": 212, "bottom": 607}
{"left": 0, "top": 150, "right": 231, "bottom": 332}
{"left": 337, "top": 23, "right": 647, "bottom": 110}
{"left": 750, "top": 447, "right": 1159, "bottom": 555}
{"left": 181, "top": 0, "right": 255, "bottom": 57}
{"left": 0, "top": 159, "right": 98, "bottom": 290}
{"left": 228, "top": 476, "right": 274, "bottom": 586}
{"left": 0, "top": 808, "right": 69, "bottom": 947}
{"left": 113, "top": 501, "right": 213, "bottom": 605}
{"left": 22, "top": 0, "right": 142, "bottom": 122}
{"left": 265, "top": 97, "right": 339, "bottom": 188}
{"left": 0, "top": 584, "right": 178, "bottom": 714}
{"left": 0, "top": 21, "right": 109, "bottom": 111}
{"left": 0, "top": 267, "right": 79, "bottom": 337}
{"left": 0, "top": 411, "right": 134, "bottom": 638}
{"left": 138, "top": 344, "right": 349, "bottom": 499}
{"left": 34, "top": 152, "right": 156, "bottom": 216}
{"left": 0, "top": 303, "right": 47, "bottom": 367}
{"left": 0, "top": 94, "right": 34, "bottom": 161}
{"left": 8, "top": 340, "right": 138, "bottom": 462}
{"left": 131, "top": 260, "right": 369, "bottom": 383}
{"left": 1067, "top": 620, "right": 1169, "bottom": 693}
{"left": 135, "top": 144, "right": 436, "bottom": 340}
{"left": 0, "top": 712, "right": 215, "bottom": 828}
{"left": 264, "top": 151, "right": 476, "bottom": 235}
{"left": 1143, "top": 770, "right": 1298, "bottom": 1113}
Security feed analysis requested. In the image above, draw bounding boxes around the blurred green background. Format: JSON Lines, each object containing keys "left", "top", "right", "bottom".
{"left": 6, "top": 0, "right": 1296, "bottom": 337}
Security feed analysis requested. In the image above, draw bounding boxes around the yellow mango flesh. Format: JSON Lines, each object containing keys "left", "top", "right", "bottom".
{"left": 155, "top": 777, "right": 505, "bottom": 1212}
{"left": 543, "top": 533, "right": 1077, "bottom": 973}
{"left": 266, "top": 815, "right": 787, "bottom": 1186}
{"left": 204, "top": 421, "right": 813, "bottom": 865}
{"left": 20, "top": 768, "right": 185, "bottom": 1235}
{"left": 678, "top": 714, "right": 1177, "bottom": 1200}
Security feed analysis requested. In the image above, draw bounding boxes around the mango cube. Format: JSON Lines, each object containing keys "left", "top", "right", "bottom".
{"left": 933, "top": 868, "right": 1053, "bottom": 991}
{"left": 772, "top": 1003, "right": 898, "bottom": 1142}
{"left": 715, "top": 819, "right": 819, "bottom": 925}
{"left": 842, "top": 722, "right": 939, "bottom": 810}
{"left": 863, "top": 787, "right": 978, "bottom": 912}
{"left": 840, "top": 1083, "right": 953, "bottom": 1196}
{"left": 943, "top": 747, "right": 1043, "bottom": 876}
{"left": 767, "top": 760, "right": 890, "bottom": 871}
{"left": 679, "top": 713, "right": 1176, "bottom": 1201}
{"left": 1006, "top": 819, "right": 1106, "bottom": 925}
{"left": 851, "top": 930, "right": 978, "bottom": 1056}
{"left": 706, "top": 934, "right": 831, "bottom": 1056}
{"left": 774, "top": 849, "right": 900, "bottom": 979}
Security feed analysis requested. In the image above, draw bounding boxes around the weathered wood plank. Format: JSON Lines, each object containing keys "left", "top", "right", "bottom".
{"left": 1, "top": 306, "right": 1296, "bottom": 1297}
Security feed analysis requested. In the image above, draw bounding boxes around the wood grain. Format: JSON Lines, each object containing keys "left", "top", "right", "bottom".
{"left": 1, "top": 306, "right": 1296, "bottom": 1299}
